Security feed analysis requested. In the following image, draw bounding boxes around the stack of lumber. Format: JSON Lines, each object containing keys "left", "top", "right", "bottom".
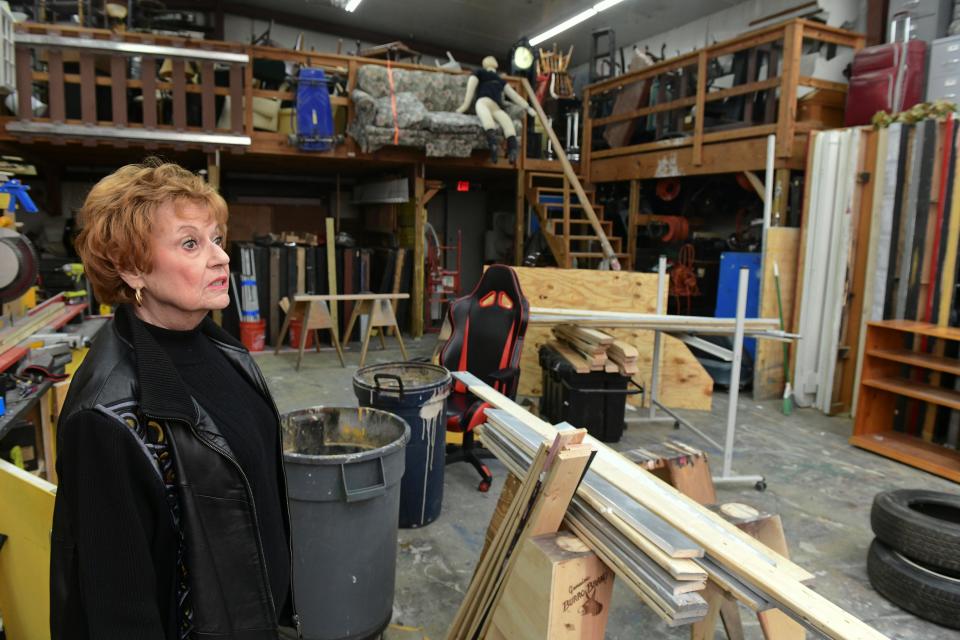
{"left": 549, "top": 323, "right": 639, "bottom": 376}
{"left": 509, "top": 266, "right": 714, "bottom": 412}
{"left": 448, "top": 430, "right": 594, "bottom": 639}
{"left": 457, "top": 371, "right": 890, "bottom": 640}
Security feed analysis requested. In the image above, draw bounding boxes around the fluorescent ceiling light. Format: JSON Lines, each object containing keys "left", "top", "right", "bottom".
{"left": 344, "top": 0, "right": 363, "bottom": 12}
{"left": 529, "top": 0, "right": 628, "bottom": 46}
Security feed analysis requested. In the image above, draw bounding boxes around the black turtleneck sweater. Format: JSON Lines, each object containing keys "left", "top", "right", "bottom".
{"left": 143, "top": 321, "right": 290, "bottom": 616}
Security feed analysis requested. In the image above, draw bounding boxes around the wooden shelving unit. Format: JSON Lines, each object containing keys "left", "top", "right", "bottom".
{"left": 851, "top": 320, "right": 960, "bottom": 482}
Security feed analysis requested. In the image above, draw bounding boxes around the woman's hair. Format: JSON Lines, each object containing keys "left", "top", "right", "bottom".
{"left": 75, "top": 158, "right": 228, "bottom": 305}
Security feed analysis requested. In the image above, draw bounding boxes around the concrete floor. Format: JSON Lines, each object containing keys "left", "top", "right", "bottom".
{"left": 257, "top": 337, "right": 960, "bottom": 640}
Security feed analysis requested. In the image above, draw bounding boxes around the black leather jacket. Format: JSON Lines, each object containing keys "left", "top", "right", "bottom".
{"left": 51, "top": 305, "right": 297, "bottom": 639}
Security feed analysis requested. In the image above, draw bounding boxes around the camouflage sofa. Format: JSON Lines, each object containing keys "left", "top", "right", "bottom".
{"left": 349, "top": 65, "right": 523, "bottom": 158}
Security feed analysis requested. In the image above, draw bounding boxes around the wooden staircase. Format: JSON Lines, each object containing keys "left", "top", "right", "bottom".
{"left": 524, "top": 171, "right": 628, "bottom": 268}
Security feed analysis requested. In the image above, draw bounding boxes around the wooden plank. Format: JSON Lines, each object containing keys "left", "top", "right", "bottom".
{"left": 837, "top": 129, "right": 879, "bottom": 414}
{"left": 849, "top": 430, "right": 960, "bottom": 483}
{"left": 512, "top": 267, "right": 713, "bottom": 411}
{"left": 47, "top": 49, "right": 65, "bottom": 123}
{"left": 449, "top": 445, "right": 552, "bottom": 639}
{"left": 141, "top": 57, "right": 157, "bottom": 129}
{"left": 110, "top": 55, "right": 128, "bottom": 127}
{"left": 861, "top": 376, "right": 960, "bottom": 411}
{"left": 692, "top": 51, "right": 707, "bottom": 166}
{"left": 872, "top": 319, "right": 960, "bottom": 341}
{"left": 776, "top": 21, "right": 803, "bottom": 158}
{"left": 172, "top": 59, "right": 187, "bottom": 130}
{"left": 591, "top": 124, "right": 778, "bottom": 161}
{"left": 79, "top": 52, "right": 96, "bottom": 124}
{"left": 293, "top": 293, "right": 409, "bottom": 302}
{"left": 325, "top": 218, "right": 339, "bottom": 336}
{"left": 590, "top": 134, "right": 806, "bottom": 183}
{"left": 753, "top": 228, "right": 800, "bottom": 400}
{"left": 867, "top": 349, "right": 960, "bottom": 376}
{"left": 460, "top": 374, "right": 887, "bottom": 640}
{"left": 15, "top": 45, "right": 32, "bottom": 122}
{"left": 515, "top": 169, "right": 525, "bottom": 266}
{"left": 547, "top": 339, "right": 591, "bottom": 373}
{"left": 200, "top": 61, "right": 215, "bottom": 131}
{"left": 0, "top": 460, "right": 57, "bottom": 640}
{"left": 478, "top": 445, "right": 595, "bottom": 638}
{"left": 229, "top": 64, "right": 243, "bottom": 134}
{"left": 412, "top": 166, "right": 425, "bottom": 337}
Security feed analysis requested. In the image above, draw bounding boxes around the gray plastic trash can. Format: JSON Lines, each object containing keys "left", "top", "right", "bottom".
{"left": 282, "top": 406, "right": 410, "bottom": 640}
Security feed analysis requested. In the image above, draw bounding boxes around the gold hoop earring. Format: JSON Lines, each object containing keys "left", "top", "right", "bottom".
{"left": 135, "top": 288, "right": 143, "bottom": 307}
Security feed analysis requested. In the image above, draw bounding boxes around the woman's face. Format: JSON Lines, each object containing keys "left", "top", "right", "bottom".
{"left": 125, "top": 200, "right": 230, "bottom": 330}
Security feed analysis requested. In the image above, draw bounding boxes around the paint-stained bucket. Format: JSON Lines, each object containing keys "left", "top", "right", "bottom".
{"left": 282, "top": 406, "right": 410, "bottom": 640}
{"left": 353, "top": 362, "right": 451, "bottom": 528}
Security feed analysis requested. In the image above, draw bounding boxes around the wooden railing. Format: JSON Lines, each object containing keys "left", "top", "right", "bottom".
{"left": 6, "top": 23, "right": 533, "bottom": 161}
{"left": 582, "top": 19, "right": 865, "bottom": 177}
{"left": 9, "top": 23, "right": 252, "bottom": 147}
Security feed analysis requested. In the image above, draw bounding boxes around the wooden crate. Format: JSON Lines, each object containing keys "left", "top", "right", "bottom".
{"left": 850, "top": 320, "right": 960, "bottom": 482}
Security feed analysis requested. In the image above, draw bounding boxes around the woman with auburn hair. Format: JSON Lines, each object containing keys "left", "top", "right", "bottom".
{"left": 52, "top": 159, "right": 296, "bottom": 640}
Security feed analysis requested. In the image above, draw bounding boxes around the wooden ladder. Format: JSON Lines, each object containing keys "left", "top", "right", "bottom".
{"left": 524, "top": 171, "right": 627, "bottom": 269}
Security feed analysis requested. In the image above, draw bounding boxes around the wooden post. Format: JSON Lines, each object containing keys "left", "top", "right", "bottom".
{"left": 776, "top": 23, "right": 803, "bottom": 158}
{"left": 515, "top": 169, "right": 525, "bottom": 266}
{"left": 627, "top": 179, "right": 640, "bottom": 270}
{"left": 325, "top": 217, "right": 339, "bottom": 340}
{"left": 562, "top": 173, "right": 571, "bottom": 267}
{"left": 581, "top": 86, "right": 592, "bottom": 180}
{"left": 692, "top": 50, "right": 707, "bottom": 166}
{"left": 771, "top": 169, "right": 790, "bottom": 226}
{"left": 244, "top": 50, "right": 254, "bottom": 138}
{"left": 412, "top": 164, "right": 426, "bottom": 337}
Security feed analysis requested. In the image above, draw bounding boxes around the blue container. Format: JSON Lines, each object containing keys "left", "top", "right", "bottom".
{"left": 714, "top": 252, "right": 762, "bottom": 360}
{"left": 353, "top": 363, "right": 451, "bottom": 528}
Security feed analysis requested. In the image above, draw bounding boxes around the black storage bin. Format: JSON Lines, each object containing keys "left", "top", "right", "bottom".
{"left": 538, "top": 344, "right": 641, "bottom": 442}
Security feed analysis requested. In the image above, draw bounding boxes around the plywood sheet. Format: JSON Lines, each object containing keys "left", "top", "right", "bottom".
{"left": 754, "top": 228, "right": 800, "bottom": 400}
{"left": 513, "top": 267, "right": 713, "bottom": 411}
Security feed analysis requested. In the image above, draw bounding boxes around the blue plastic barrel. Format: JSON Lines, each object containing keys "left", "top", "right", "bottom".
{"left": 353, "top": 362, "right": 451, "bottom": 528}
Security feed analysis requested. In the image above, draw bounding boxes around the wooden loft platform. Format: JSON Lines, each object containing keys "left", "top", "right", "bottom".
{"left": 581, "top": 19, "right": 866, "bottom": 182}
{"left": 0, "top": 23, "right": 566, "bottom": 175}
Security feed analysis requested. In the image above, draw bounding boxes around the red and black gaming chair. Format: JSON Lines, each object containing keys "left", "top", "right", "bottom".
{"left": 439, "top": 265, "right": 529, "bottom": 492}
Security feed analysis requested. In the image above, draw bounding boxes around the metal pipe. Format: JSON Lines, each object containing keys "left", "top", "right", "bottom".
{"left": 721, "top": 268, "right": 748, "bottom": 477}
{"left": 763, "top": 134, "right": 775, "bottom": 231}
{"left": 6, "top": 121, "right": 252, "bottom": 146}
{"left": 648, "top": 255, "right": 666, "bottom": 419}
{"left": 15, "top": 34, "right": 250, "bottom": 63}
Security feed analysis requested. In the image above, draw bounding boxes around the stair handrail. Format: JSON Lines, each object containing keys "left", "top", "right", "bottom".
{"left": 521, "top": 78, "right": 621, "bottom": 270}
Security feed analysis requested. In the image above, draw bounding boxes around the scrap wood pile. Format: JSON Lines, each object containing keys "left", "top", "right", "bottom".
{"left": 549, "top": 323, "right": 639, "bottom": 376}
{"left": 453, "top": 371, "right": 891, "bottom": 640}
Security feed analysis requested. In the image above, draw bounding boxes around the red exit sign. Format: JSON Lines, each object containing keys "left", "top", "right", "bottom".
{"left": 456, "top": 180, "right": 470, "bottom": 192}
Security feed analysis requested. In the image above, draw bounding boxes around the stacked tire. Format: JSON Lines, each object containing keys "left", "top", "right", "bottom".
{"left": 867, "top": 489, "right": 960, "bottom": 629}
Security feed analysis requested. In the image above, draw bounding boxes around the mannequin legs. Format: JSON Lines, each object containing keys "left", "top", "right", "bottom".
{"left": 475, "top": 97, "right": 520, "bottom": 163}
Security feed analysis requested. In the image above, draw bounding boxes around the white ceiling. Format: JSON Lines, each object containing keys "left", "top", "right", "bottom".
{"left": 247, "top": 0, "right": 745, "bottom": 65}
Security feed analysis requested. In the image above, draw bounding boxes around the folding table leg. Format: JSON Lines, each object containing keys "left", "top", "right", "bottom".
{"left": 358, "top": 314, "right": 376, "bottom": 367}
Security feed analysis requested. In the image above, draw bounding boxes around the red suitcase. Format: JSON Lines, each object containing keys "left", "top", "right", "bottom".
{"left": 844, "top": 40, "right": 927, "bottom": 126}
